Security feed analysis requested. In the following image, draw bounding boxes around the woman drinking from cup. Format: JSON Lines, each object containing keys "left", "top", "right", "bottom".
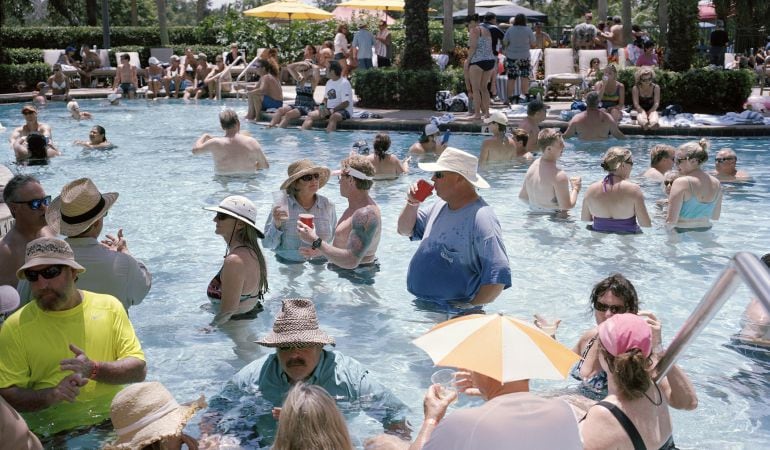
{"left": 666, "top": 139, "right": 722, "bottom": 232}
{"left": 205, "top": 196, "right": 268, "bottom": 326}
{"left": 263, "top": 160, "right": 336, "bottom": 262}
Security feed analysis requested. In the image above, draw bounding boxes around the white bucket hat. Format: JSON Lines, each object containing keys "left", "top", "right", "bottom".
{"left": 418, "top": 147, "right": 490, "bottom": 189}
{"left": 484, "top": 111, "right": 508, "bottom": 127}
{"left": 424, "top": 123, "right": 440, "bottom": 136}
{"left": 203, "top": 195, "right": 264, "bottom": 238}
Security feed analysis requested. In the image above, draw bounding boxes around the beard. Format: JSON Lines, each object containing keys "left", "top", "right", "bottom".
{"left": 34, "top": 287, "right": 70, "bottom": 311}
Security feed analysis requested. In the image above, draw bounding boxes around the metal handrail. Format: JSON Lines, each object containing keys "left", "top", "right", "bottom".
{"left": 233, "top": 55, "right": 262, "bottom": 100}
{"left": 654, "top": 252, "right": 770, "bottom": 381}
{"left": 214, "top": 55, "right": 243, "bottom": 100}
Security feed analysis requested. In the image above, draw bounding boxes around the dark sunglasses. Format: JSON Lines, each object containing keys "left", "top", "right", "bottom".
{"left": 675, "top": 156, "right": 693, "bottom": 164}
{"left": 300, "top": 173, "right": 321, "bottom": 182}
{"left": 664, "top": 180, "right": 674, "bottom": 187}
{"left": 12, "top": 195, "right": 51, "bottom": 210}
{"left": 24, "top": 265, "right": 65, "bottom": 282}
{"left": 434, "top": 171, "right": 446, "bottom": 179}
{"left": 625, "top": 159, "right": 634, "bottom": 166}
{"left": 594, "top": 301, "right": 626, "bottom": 314}
{"left": 715, "top": 157, "right": 736, "bottom": 163}
{"left": 22, "top": 110, "right": 36, "bottom": 115}
{"left": 215, "top": 212, "right": 232, "bottom": 221}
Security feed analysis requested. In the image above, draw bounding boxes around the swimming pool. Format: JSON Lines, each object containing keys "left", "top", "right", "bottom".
{"left": 2, "top": 99, "right": 769, "bottom": 448}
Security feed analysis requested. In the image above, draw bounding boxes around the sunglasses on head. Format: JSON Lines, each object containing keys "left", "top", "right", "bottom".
{"left": 594, "top": 301, "right": 626, "bottom": 314}
{"left": 24, "top": 265, "right": 65, "bottom": 282}
{"left": 12, "top": 195, "right": 51, "bottom": 210}
{"left": 215, "top": 212, "right": 232, "bottom": 221}
{"left": 715, "top": 157, "right": 736, "bottom": 163}
{"left": 300, "top": 173, "right": 321, "bottom": 182}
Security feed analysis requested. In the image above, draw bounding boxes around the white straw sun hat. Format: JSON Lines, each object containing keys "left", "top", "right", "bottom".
{"left": 418, "top": 147, "right": 490, "bottom": 189}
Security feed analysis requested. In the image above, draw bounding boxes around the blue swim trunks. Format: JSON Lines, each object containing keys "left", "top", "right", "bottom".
{"left": 262, "top": 95, "right": 283, "bottom": 110}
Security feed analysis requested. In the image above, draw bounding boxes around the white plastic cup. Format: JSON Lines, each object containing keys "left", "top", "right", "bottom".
{"left": 272, "top": 190, "right": 288, "bottom": 213}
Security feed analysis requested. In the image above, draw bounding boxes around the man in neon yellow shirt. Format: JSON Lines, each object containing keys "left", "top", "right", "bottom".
{"left": 0, "top": 237, "right": 146, "bottom": 437}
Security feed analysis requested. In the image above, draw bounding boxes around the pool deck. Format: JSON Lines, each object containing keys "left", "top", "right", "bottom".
{"left": 1, "top": 86, "right": 769, "bottom": 137}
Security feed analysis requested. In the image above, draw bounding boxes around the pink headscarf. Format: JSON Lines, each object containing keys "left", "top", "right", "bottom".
{"left": 598, "top": 313, "right": 652, "bottom": 357}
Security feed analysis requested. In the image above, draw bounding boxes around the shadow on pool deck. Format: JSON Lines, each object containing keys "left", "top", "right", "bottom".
{"left": 2, "top": 86, "right": 769, "bottom": 137}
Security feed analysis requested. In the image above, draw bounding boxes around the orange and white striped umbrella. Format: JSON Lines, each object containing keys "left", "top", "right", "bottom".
{"left": 412, "top": 313, "right": 580, "bottom": 382}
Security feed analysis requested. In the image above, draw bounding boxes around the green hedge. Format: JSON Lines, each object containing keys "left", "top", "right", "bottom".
{"left": 0, "top": 46, "right": 236, "bottom": 68}
{"left": 0, "top": 63, "right": 50, "bottom": 91}
{"left": 352, "top": 67, "right": 465, "bottom": 109}
{"left": 617, "top": 67, "right": 754, "bottom": 114}
{"left": 2, "top": 48, "right": 43, "bottom": 65}
{"left": 0, "top": 26, "right": 217, "bottom": 49}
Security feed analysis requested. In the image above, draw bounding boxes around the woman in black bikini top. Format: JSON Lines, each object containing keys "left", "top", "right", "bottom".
{"left": 632, "top": 66, "right": 661, "bottom": 131}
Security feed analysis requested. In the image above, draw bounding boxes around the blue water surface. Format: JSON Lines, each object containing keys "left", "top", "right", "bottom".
{"left": 1, "top": 99, "right": 769, "bottom": 449}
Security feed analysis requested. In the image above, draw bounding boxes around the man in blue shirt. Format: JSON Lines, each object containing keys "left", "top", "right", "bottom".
{"left": 397, "top": 147, "right": 511, "bottom": 312}
{"left": 351, "top": 23, "right": 376, "bottom": 70}
{"left": 201, "top": 298, "right": 409, "bottom": 447}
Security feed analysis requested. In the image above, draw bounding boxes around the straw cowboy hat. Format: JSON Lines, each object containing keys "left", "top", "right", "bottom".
{"left": 256, "top": 298, "right": 335, "bottom": 348}
{"left": 280, "top": 159, "right": 331, "bottom": 191}
{"left": 46, "top": 178, "right": 118, "bottom": 236}
{"left": 418, "top": 147, "right": 490, "bottom": 189}
{"left": 16, "top": 237, "right": 85, "bottom": 279}
{"left": 203, "top": 195, "right": 264, "bottom": 238}
{"left": 103, "top": 382, "right": 206, "bottom": 450}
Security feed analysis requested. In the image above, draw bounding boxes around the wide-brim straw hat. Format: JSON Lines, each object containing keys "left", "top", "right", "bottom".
{"left": 203, "top": 195, "right": 264, "bottom": 238}
{"left": 46, "top": 178, "right": 118, "bottom": 236}
{"left": 256, "top": 298, "right": 335, "bottom": 348}
{"left": 16, "top": 237, "right": 85, "bottom": 279}
{"left": 103, "top": 382, "right": 206, "bottom": 450}
{"left": 418, "top": 147, "right": 490, "bottom": 189}
{"left": 280, "top": 159, "right": 331, "bottom": 191}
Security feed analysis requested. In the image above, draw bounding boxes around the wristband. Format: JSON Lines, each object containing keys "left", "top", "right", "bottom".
{"left": 89, "top": 361, "right": 100, "bottom": 380}
{"left": 406, "top": 199, "right": 420, "bottom": 206}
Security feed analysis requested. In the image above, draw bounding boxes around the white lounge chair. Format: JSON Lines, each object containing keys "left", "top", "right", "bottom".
{"left": 150, "top": 48, "right": 173, "bottom": 65}
{"left": 544, "top": 48, "right": 583, "bottom": 100}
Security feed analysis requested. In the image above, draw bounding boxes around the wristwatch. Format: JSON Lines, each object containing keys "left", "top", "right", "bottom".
{"left": 311, "top": 237, "right": 323, "bottom": 250}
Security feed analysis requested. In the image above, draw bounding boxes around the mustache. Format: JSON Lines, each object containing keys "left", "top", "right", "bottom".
{"left": 286, "top": 358, "right": 306, "bottom": 367}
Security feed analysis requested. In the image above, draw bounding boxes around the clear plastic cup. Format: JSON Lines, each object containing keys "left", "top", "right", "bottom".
{"left": 431, "top": 369, "right": 456, "bottom": 399}
{"left": 272, "top": 190, "right": 288, "bottom": 214}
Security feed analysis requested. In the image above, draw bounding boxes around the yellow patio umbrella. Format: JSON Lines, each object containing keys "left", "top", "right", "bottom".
{"left": 244, "top": 1, "right": 334, "bottom": 20}
{"left": 337, "top": 0, "right": 405, "bottom": 12}
{"left": 412, "top": 313, "right": 580, "bottom": 382}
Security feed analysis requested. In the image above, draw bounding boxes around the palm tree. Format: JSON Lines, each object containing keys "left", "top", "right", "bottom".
{"left": 157, "top": 0, "right": 169, "bottom": 46}
{"left": 665, "top": 0, "right": 697, "bottom": 71}
{"left": 403, "top": 0, "right": 432, "bottom": 69}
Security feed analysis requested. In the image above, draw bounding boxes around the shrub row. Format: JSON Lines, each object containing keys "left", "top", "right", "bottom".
{"left": 0, "top": 63, "right": 51, "bottom": 92}
{"left": 0, "top": 26, "right": 218, "bottom": 49}
{"left": 352, "top": 67, "right": 466, "bottom": 109}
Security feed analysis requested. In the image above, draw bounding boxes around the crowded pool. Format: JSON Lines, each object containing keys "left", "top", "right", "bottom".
{"left": 1, "top": 99, "right": 769, "bottom": 448}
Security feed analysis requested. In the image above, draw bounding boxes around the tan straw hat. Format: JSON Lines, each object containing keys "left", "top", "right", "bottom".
{"left": 256, "top": 298, "right": 335, "bottom": 348}
{"left": 16, "top": 237, "right": 85, "bottom": 279}
{"left": 103, "top": 382, "right": 206, "bottom": 450}
{"left": 280, "top": 159, "right": 331, "bottom": 191}
{"left": 46, "top": 178, "right": 118, "bottom": 236}
{"left": 203, "top": 195, "right": 264, "bottom": 238}
{"left": 418, "top": 147, "right": 490, "bottom": 189}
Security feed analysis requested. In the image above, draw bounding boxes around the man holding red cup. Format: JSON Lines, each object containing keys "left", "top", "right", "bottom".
{"left": 397, "top": 147, "right": 511, "bottom": 312}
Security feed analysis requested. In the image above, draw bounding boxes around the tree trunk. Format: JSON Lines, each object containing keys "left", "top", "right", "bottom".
{"left": 442, "top": 0, "right": 454, "bottom": 53}
{"left": 468, "top": 0, "right": 475, "bottom": 16}
{"left": 665, "top": 0, "right": 698, "bottom": 71}
{"left": 403, "top": 0, "right": 432, "bottom": 70}
{"left": 131, "top": 0, "right": 138, "bottom": 26}
{"left": 598, "top": 0, "right": 607, "bottom": 22}
{"left": 157, "top": 0, "right": 169, "bottom": 46}
{"left": 197, "top": 0, "right": 208, "bottom": 22}
{"left": 658, "top": 0, "right": 669, "bottom": 47}
{"left": 86, "top": 0, "right": 98, "bottom": 25}
{"left": 621, "top": 0, "right": 632, "bottom": 44}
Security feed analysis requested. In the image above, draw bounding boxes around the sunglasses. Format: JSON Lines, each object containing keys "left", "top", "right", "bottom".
{"left": 715, "top": 157, "right": 736, "bottom": 163}
{"left": 300, "top": 173, "right": 321, "bottom": 182}
{"left": 215, "top": 212, "right": 232, "bottom": 221}
{"left": 434, "top": 171, "right": 446, "bottom": 179}
{"left": 624, "top": 159, "right": 634, "bottom": 166}
{"left": 594, "top": 301, "right": 626, "bottom": 314}
{"left": 24, "top": 265, "right": 65, "bottom": 282}
{"left": 664, "top": 180, "right": 674, "bottom": 187}
{"left": 12, "top": 195, "right": 51, "bottom": 210}
{"left": 23, "top": 110, "right": 36, "bottom": 115}
{"left": 675, "top": 156, "right": 693, "bottom": 164}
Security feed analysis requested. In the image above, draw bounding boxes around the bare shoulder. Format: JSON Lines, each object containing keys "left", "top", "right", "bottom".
{"left": 223, "top": 251, "right": 248, "bottom": 268}
{"left": 352, "top": 204, "right": 381, "bottom": 226}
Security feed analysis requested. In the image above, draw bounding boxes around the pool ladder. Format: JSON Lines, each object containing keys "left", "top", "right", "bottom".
{"left": 655, "top": 252, "right": 770, "bottom": 381}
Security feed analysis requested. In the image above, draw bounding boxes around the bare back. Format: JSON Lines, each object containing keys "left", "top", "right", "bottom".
{"left": 522, "top": 158, "right": 565, "bottom": 209}
{"left": 565, "top": 110, "right": 622, "bottom": 141}
{"left": 480, "top": 136, "right": 520, "bottom": 162}
{"left": 199, "top": 134, "right": 268, "bottom": 175}
{"left": 519, "top": 117, "right": 540, "bottom": 152}
{"left": 260, "top": 74, "right": 283, "bottom": 102}
{"left": 366, "top": 154, "right": 405, "bottom": 180}
{"left": 582, "top": 178, "right": 649, "bottom": 223}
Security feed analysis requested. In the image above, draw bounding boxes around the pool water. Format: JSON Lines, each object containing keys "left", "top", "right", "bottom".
{"left": 2, "top": 99, "right": 769, "bottom": 449}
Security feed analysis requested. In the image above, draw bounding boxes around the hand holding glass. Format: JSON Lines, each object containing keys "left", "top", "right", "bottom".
{"left": 431, "top": 369, "right": 457, "bottom": 399}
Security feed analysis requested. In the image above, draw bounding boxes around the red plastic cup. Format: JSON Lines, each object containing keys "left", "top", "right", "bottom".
{"left": 298, "top": 213, "right": 314, "bottom": 228}
{"left": 413, "top": 179, "right": 434, "bottom": 202}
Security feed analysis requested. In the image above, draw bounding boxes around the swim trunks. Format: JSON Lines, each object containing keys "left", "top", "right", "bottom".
{"left": 262, "top": 95, "right": 283, "bottom": 110}
{"left": 505, "top": 58, "right": 531, "bottom": 79}
{"left": 118, "top": 83, "right": 136, "bottom": 93}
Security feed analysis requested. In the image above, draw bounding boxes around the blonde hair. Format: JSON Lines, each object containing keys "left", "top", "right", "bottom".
{"left": 634, "top": 66, "right": 655, "bottom": 84}
{"left": 342, "top": 155, "right": 375, "bottom": 190}
{"left": 537, "top": 128, "right": 562, "bottom": 152}
{"left": 678, "top": 138, "right": 710, "bottom": 164}
{"left": 272, "top": 384, "right": 354, "bottom": 450}
{"left": 649, "top": 144, "right": 675, "bottom": 166}
{"left": 601, "top": 147, "right": 632, "bottom": 172}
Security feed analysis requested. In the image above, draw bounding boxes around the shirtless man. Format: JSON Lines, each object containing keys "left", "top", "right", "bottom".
{"left": 113, "top": 54, "right": 138, "bottom": 99}
{"left": 479, "top": 112, "right": 532, "bottom": 163}
{"left": 297, "top": 155, "right": 380, "bottom": 269}
{"left": 608, "top": 17, "right": 625, "bottom": 56}
{"left": 712, "top": 148, "right": 752, "bottom": 182}
{"left": 188, "top": 53, "right": 213, "bottom": 100}
{"left": 408, "top": 123, "right": 448, "bottom": 154}
{"left": 519, "top": 100, "right": 547, "bottom": 153}
{"left": 519, "top": 128, "right": 582, "bottom": 211}
{"left": 203, "top": 55, "right": 232, "bottom": 100}
{"left": 192, "top": 109, "right": 268, "bottom": 175}
{"left": 0, "top": 175, "right": 56, "bottom": 287}
{"left": 245, "top": 59, "right": 283, "bottom": 121}
{"left": 563, "top": 91, "right": 625, "bottom": 141}
{"left": 10, "top": 105, "right": 52, "bottom": 145}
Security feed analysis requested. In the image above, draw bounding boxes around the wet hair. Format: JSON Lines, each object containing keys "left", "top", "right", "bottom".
{"left": 3, "top": 175, "right": 40, "bottom": 204}
{"left": 585, "top": 91, "right": 600, "bottom": 108}
{"left": 761, "top": 253, "right": 770, "bottom": 267}
{"left": 342, "top": 155, "right": 374, "bottom": 190}
{"left": 527, "top": 99, "right": 546, "bottom": 116}
{"left": 272, "top": 383, "right": 354, "bottom": 450}
{"left": 598, "top": 337, "right": 652, "bottom": 400}
{"left": 373, "top": 132, "right": 391, "bottom": 160}
{"left": 219, "top": 109, "right": 239, "bottom": 130}
{"left": 513, "top": 13, "right": 526, "bottom": 26}
{"left": 258, "top": 58, "right": 278, "bottom": 76}
{"left": 512, "top": 128, "right": 529, "bottom": 147}
{"left": 650, "top": 144, "right": 675, "bottom": 166}
{"left": 634, "top": 66, "right": 655, "bottom": 84}
{"left": 92, "top": 125, "right": 106, "bottom": 142}
{"left": 328, "top": 60, "right": 342, "bottom": 77}
{"left": 235, "top": 224, "right": 269, "bottom": 300}
{"left": 678, "top": 138, "right": 710, "bottom": 164}
{"left": 465, "top": 14, "right": 479, "bottom": 24}
{"left": 589, "top": 273, "right": 640, "bottom": 315}
{"left": 601, "top": 147, "right": 632, "bottom": 172}
{"left": 537, "top": 128, "right": 562, "bottom": 152}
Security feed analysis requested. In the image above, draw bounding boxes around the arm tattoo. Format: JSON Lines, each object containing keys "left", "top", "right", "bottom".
{"left": 348, "top": 206, "right": 380, "bottom": 258}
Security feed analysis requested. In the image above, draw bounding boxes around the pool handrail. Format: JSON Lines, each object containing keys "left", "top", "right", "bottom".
{"left": 234, "top": 55, "right": 262, "bottom": 100}
{"left": 213, "top": 55, "right": 244, "bottom": 100}
{"left": 654, "top": 252, "right": 770, "bottom": 382}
